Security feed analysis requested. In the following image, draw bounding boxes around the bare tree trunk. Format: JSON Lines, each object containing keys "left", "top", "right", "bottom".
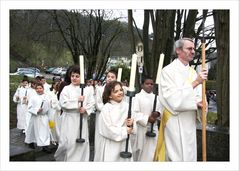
{"left": 128, "top": 10, "right": 136, "bottom": 54}
{"left": 183, "top": 10, "right": 198, "bottom": 38}
{"left": 149, "top": 10, "right": 176, "bottom": 80}
{"left": 213, "top": 10, "right": 229, "bottom": 127}
{"left": 143, "top": 10, "right": 150, "bottom": 76}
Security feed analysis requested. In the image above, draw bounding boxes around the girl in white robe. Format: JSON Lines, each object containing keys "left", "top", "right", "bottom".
{"left": 94, "top": 81, "right": 136, "bottom": 162}
{"left": 94, "top": 70, "right": 117, "bottom": 158}
{"left": 54, "top": 65, "right": 95, "bottom": 161}
{"left": 25, "top": 83, "right": 51, "bottom": 148}
{"left": 132, "top": 77, "right": 161, "bottom": 161}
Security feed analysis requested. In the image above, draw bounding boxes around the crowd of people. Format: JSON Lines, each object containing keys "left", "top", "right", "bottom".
{"left": 12, "top": 38, "right": 208, "bottom": 162}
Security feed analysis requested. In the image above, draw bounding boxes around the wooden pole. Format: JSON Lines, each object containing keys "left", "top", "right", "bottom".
{"left": 201, "top": 23, "right": 207, "bottom": 161}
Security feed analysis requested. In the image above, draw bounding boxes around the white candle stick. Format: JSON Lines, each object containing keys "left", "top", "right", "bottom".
{"left": 155, "top": 53, "right": 165, "bottom": 84}
{"left": 129, "top": 54, "right": 137, "bottom": 91}
{"left": 79, "top": 55, "right": 85, "bottom": 84}
{"left": 117, "top": 68, "right": 122, "bottom": 82}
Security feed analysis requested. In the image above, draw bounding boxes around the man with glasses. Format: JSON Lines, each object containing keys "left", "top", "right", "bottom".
{"left": 154, "top": 38, "right": 208, "bottom": 161}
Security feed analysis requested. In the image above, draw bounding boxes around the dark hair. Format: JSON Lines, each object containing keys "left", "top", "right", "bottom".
{"left": 50, "top": 80, "right": 60, "bottom": 91}
{"left": 57, "top": 65, "right": 79, "bottom": 100}
{"left": 63, "top": 65, "right": 76, "bottom": 84}
{"left": 106, "top": 69, "right": 117, "bottom": 78}
{"left": 102, "top": 81, "right": 122, "bottom": 104}
{"left": 69, "top": 65, "right": 80, "bottom": 76}
{"left": 35, "top": 83, "right": 44, "bottom": 88}
{"left": 141, "top": 75, "right": 153, "bottom": 84}
{"left": 22, "top": 75, "right": 29, "bottom": 82}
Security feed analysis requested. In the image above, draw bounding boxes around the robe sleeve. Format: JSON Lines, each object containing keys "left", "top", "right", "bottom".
{"left": 50, "top": 93, "right": 61, "bottom": 111}
{"left": 83, "top": 89, "right": 95, "bottom": 116}
{"left": 28, "top": 97, "right": 39, "bottom": 115}
{"left": 60, "top": 87, "right": 79, "bottom": 110}
{"left": 132, "top": 95, "right": 148, "bottom": 127}
{"left": 99, "top": 106, "right": 128, "bottom": 142}
{"left": 13, "top": 88, "right": 20, "bottom": 103}
{"left": 95, "top": 86, "right": 104, "bottom": 112}
{"left": 160, "top": 69, "right": 197, "bottom": 113}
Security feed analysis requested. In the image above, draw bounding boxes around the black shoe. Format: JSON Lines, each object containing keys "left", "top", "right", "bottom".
{"left": 42, "top": 146, "right": 52, "bottom": 153}
{"left": 29, "top": 143, "right": 35, "bottom": 149}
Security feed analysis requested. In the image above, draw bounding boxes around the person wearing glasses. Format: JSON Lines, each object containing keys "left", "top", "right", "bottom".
{"left": 154, "top": 38, "right": 208, "bottom": 161}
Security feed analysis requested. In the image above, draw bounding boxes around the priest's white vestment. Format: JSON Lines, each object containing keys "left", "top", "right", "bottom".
{"left": 158, "top": 58, "right": 202, "bottom": 161}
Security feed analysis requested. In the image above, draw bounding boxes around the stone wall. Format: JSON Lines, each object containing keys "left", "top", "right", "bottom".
{"left": 196, "top": 123, "right": 229, "bottom": 161}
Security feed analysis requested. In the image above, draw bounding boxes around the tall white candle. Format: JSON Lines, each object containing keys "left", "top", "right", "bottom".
{"left": 129, "top": 54, "right": 137, "bottom": 91}
{"left": 79, "top": 55, "right": 85, "bottom": 84}
{"left": 117, "top": 68, "right": 122, "bottom": 82}
{"left": 155, "top": 53, "right": 165, "bottom": 84}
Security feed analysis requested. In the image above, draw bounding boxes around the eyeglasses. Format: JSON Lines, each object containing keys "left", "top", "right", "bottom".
{"left": 184, "top": 47, "right": 195, "bottom": 51}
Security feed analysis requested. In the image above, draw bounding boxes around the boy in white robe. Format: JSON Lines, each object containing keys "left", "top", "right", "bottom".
{"left": 54, "top": 65, "right": 95, "bottom": 161}
{"left": 94, "top": 81, "right": 136, "bottom": 162}
{"left": 13, "top": 77, "right": 29, "bottom": 133}
{"left": 154, "top": 38, "right": 208, "bottom": 161}
{"left": 25, "top": 83, "right": 51, "bottom": 152}
{"left": 132, "top": 76, "right": 161, "bottom": 161}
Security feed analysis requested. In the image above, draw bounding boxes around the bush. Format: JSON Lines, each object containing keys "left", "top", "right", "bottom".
{"left": 206, "top": 80, "right": 216, "bottom": 90}
{"left": 207, "top": 112, "right": 218, "bottom": 124}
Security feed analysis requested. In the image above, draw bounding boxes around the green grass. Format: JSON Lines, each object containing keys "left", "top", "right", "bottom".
{"left": 10, "top": 75, "right": 23, "bottom": 128}
{"left": 207, "top": 112, "right": 218, "bottom": 124}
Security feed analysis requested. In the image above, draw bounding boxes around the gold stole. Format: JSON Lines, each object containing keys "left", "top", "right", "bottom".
{"left": 153, "top": 66, "right": 195, "bottom": 161}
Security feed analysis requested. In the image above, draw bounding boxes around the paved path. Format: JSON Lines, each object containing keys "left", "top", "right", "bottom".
{"left": 10, "top": 128, "right": 57, "bottom": 161}
{"left": 10, "top": 128, "right": 95, "bottom": 161}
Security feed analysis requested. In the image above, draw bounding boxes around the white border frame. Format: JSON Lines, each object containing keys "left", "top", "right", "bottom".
{"left": 1, "top": 1, "right": 238, "bottom": 171}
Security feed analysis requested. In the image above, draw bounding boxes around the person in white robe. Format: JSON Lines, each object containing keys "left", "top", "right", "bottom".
{"left": 25, "top": 80, "right": 37, "bottom": 132}
{"left": 24, "top": 80, "right": 37, "bottom": 147}
{"left": 41, "top": 76, "right": 51, "bottom": 94}
{"left": 94, "top": 69, "right": 117, "bottom": 158}
{"left": 46, "top": 80, "right": 61, "bottom": 144}
{"left": 54, "top": 65, "right": 95, "bottom": 161}
{"left": 132, "top": 76, "right": 161, "bottom": 161}
{"left": 154, "top": 38, "right": 208, "bottom": 162}
{"left": 13, "top": 78, "right": 29, "bottom": 133}
{"left": 25, "top": 83, "right": 51, "bottom": 150}
{"left": 94, "top": 81, "right": 136, "bottom": 162}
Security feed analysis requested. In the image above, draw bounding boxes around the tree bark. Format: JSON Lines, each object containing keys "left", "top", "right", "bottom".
{"left": 213, "top": 10, "right": 229, "bottom": 127}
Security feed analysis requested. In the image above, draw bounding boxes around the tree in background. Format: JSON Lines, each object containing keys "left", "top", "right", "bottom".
{"left": 51, "top": 10, "right": 125, "bottom": 80}
{"left": 213, "top": 10, "right": 229, "bottom": 127}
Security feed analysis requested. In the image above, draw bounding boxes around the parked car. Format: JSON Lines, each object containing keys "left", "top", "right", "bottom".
{"left": 52, "top": 67, "right": 68, "bottom": 76}
{"left": 45, "top": 67, "right": 56, "bottom": 74}
{"left": 60, "top": 68, "right": 67, "bottom": 77}
{"left": 16, "top": 67, "right": 40, "bottom": 73}
{"left": 10, "top": 70, "right": 42, "bottom": 78}
{"left": 52, "top": 67, "right": 62, "bottom": 76}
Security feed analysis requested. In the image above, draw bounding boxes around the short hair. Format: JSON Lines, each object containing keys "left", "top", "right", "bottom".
{"left": 141, "top": 75, "right": 153, "bottom": 84}
{"left": 106, "top": 69, "right": 117, "bottom": 78}
{"left": 102, "top": 81, "right": 122, "bottom": 104}
{"left": 35, "top": 83, "right": 44, "bottom": 88}
{"left": 174, "top": 38, "right": 194, "bottom": 57}
{"left": 69, "top": 65, "right": 80, "bottom": 75}
{"left": 22, "top": 75, "right": 29, "bottom": 82}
